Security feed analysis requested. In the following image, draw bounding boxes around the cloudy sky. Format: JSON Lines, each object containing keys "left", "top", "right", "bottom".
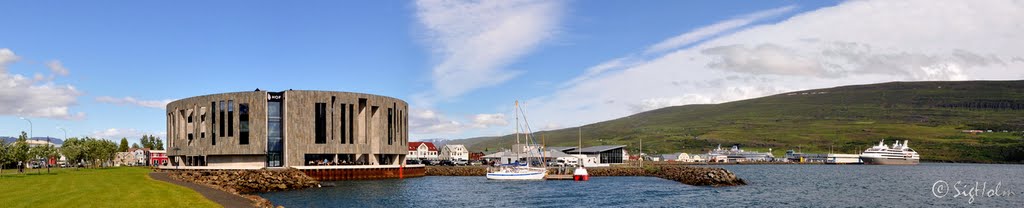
{"left": 1, "top": 0, "right": 1022, "bottom": 145}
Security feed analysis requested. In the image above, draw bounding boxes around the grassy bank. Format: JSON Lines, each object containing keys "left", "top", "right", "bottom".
{"left": 454, "top": 80, "right": 1024, "bottom": 163}
{"left": 0, "top": 167, "right": 219, "bottom": 208}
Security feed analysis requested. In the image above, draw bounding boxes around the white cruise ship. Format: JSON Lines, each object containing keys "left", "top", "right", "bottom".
{"left": 859, "top": 140, "right": 920, "bottom": 165}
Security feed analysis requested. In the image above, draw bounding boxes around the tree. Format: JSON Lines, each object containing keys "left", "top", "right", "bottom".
{"left": 42, "top": 144, "right": 58, "bottom": 173}
{"left": 154, "top": 137, "right": 164, "bottom": 150}
{"left": 12, "top": 132, "right": 31, "bottom": 174}
{"left": 29, "top": 145, "right": 45, "bottom": 174}
{"left": 119, "top": 138, "right": 129, "bottom": 152}
{"left": 61, "top": 138, "right": 85, "bottom": 170}
{"left": 140, "top": 135, "right": 153, "bottom": 149}
{"left": 0, "top": 139, "right": 9, "bottom": 175}
{"left": 131, "top": 143, "right": 140, "bottom": 149}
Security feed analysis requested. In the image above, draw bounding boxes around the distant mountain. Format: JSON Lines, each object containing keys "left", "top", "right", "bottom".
{"left": 450, "top": 80, "right": 1024, "bottom": 163}
{"left": 416, "top": 138, "right": 451, "bottom": 146}
{"left": 1, "top": 136, "right": 64, "bottom": 145}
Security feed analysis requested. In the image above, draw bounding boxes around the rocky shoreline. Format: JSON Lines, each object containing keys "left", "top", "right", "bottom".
{"left": 163, "top": 165, "right": 743, "bottom": 207}
{"left": 165, "top": 168, "right": 319, "bottom": 207}
{"left": 425, "top": 165, "right": 746, "bottom": 186}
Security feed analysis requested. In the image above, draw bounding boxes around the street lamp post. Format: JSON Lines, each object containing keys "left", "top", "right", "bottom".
{"left": 19, "top": 117, "right": 33, "bottom": 171}
{"left": 18, "top": 117, "right": 32, "bottom": 139}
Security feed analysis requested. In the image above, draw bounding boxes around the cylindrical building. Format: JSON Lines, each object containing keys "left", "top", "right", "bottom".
{"left": 165, "top": 90, "right": 409, "bottom": 169}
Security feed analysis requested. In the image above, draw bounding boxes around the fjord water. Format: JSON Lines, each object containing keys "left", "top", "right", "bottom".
{"left": 260, "top": 163, "right": 1024, "bottom": 207}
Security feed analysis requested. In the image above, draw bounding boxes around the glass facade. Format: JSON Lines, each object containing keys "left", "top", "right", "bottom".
{"left": 267, "top": 100, "right": 284, "bottom": 167}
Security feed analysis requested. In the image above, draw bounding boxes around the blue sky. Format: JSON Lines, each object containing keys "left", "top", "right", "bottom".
{"left": 2, "top": 0, "right": 1022, "bottom": 146}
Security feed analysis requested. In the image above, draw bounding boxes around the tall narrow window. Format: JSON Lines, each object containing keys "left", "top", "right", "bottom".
{"left": 348, "top": 104, "right": 354, "bottom": 144}
{"left": 239, "top": 103, "right": 249, "bottom": 145}
{"left": 388, "top": 108, "right": 393, "bottom": 145}
{"left": 211, "top": 102, "right": 216, "bottom": 139}
{"left": 228, "top": 100, "right": 234, "bottom": 137}
{"left": 315, "top": 102, "right": 327, "bottom": 144}
{"left": 340, "top": 103, "right": 347, "bottom": 144}
{"left": 219, "top": 101, "right": 225, "bottom": 137}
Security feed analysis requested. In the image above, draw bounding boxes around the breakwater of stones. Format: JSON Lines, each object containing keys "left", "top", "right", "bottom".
{"left": 167, "top": 168, "right": 320, "bottom": 207}
{"left": 425, "top": 165, "right": 746, "bottom": 186}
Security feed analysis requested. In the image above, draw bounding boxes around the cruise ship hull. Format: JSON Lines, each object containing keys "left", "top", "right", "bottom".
{"left": 860, "top": 157, "right": 919, "bottom": 165}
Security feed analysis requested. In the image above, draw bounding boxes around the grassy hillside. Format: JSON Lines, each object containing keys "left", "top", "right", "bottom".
{"left": 453, "top": 80, "right": 1024, "bottom": 163}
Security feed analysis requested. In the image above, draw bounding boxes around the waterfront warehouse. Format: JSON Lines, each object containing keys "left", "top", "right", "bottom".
{"left": 165, "top": 90, "right": 409, "bottom": 169}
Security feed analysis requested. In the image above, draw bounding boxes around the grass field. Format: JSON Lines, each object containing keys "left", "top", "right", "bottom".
{"left": 0, "top": 167, "right": 220, "bottom": 208}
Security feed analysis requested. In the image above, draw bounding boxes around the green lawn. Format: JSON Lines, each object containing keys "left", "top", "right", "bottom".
{"left": 0, "top": 167, "right": 220, "bottom": 208}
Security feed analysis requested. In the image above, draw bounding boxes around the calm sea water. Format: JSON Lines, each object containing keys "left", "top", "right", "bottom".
{"left": 261, "top": 163, "right": 1024, "bottom": 207}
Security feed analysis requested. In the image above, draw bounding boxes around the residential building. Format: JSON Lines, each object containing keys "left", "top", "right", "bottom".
{"left": 407, "top": 142, "right": 438, "bottom": 160}
{"left": 439, "top": 144, "right": 469, "bottom": 161}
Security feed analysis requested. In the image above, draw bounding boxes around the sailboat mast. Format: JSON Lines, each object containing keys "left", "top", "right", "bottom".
{"left": 515, "top": 100, "right": 520, "bottom": 164}
{"left": 578, "top": 126, "right": 583, "bottom": 167}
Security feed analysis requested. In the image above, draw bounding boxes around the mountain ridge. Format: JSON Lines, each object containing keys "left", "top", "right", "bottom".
{"left": 448, "top": 80, "right": 1024, "bottom": 163}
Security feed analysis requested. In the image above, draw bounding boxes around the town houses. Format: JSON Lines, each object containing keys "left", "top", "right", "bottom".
{"left": 439, "top": 144, "right": 469, "bottom": 162}
{"left": 407, "top": 142, "right": 438, "bottom": 161}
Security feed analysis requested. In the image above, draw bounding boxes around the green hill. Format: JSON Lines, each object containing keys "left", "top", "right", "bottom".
{"left": 453, "top": 80, "right": 1024, "bottom": 163}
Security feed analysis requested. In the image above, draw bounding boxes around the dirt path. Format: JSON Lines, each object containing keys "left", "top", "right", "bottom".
{"left": 149, "top": 172, "right": 257, "bottom": 208}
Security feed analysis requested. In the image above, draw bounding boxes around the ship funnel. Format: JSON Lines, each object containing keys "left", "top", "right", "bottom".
{"left": 903, "top": 140, "right": 909, "bottom": 148}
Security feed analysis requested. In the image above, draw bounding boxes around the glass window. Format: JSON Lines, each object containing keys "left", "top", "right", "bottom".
{"left": 340, "top": 103, "right": 346, "bottom": 144}
{"left": 219, "top": 101, "right": 225, "bottom": 137}
{"left": 315, "top": 103, "right": 326, "bottom": 144}
{"left": 228, "top": 100, "right": 234, "bottom": 137}
{"left": 211, "top": 102, "right": 217, "bottom": 138}
{"left": 239, "top": 103, "right": 249, "bottom": 145}
{"left": 388, "top": 108, "right": 393, "bottom": 145}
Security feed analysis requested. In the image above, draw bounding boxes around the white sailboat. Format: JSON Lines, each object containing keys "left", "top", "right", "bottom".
{"left": 486, "top": 101, "right": 547, "bottom": 180}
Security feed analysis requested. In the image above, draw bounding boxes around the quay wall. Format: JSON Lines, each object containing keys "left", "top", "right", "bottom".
{"left": 425, "top": 165, "right": 746, "bottom": 186}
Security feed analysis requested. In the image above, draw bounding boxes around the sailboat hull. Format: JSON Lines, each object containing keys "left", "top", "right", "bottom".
{"left": 486, "top": 171, "right": 546, "bottom": 180}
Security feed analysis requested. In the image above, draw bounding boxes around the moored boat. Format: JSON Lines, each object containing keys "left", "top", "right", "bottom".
{"left": 860, "top": 140, "right": 920, "bottom": 165}
{"left": 486, "top": 101, "right": 548, "bottom": 180}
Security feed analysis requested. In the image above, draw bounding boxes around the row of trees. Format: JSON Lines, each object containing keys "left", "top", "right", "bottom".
{"left": 1, "top": 132, "right": 165, "bottom": 174}
{"left": 118, "top": 135, "right": 165, "bottom": 152}
{"left": 0, "top": 132, "right": 59, "bottom": 174}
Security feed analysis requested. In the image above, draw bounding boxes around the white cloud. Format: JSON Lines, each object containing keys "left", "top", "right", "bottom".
{"left": 525, "top": 0, "right": 1024, "bottom": 130}
{"left": 95, "top": 96, "right": 172, "bottom": 109}
{"left": 409, "top": 108, "right": 464, "bottom": 134}
{"left": 415, "top": 0, "right": 563, "bottom": 99}
{"left": 89, "top": 128, "right": 165, "bottom": 142}
{"left": 470, "top": 113, "right": 508, "bottom": 128}
{"left": 644, "top": 5, "right": 797, "bottom": 54}
{"left": 0, "top": 48, "right": 19, "bottom": 72}
{"left": 46, "top": 60, "right": 69, "bottom": 76}
{"left": 0, "top": 48, "right": 85, "bottom": 120}
{"left": 409, "top": 107, "right": 512, "bottom": 136}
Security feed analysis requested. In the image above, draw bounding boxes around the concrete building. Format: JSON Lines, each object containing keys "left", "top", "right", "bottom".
{"left": 565, "top": 145, "right": 627, "bottom": 164}
{"left": 165, "top": 90, "right": 409, "bottom": 169}
{"left": 439, "top": 144, "right": 469, "bottom": 161}
{"left": 407, "top": 142, "right": 438, "bottom": 160}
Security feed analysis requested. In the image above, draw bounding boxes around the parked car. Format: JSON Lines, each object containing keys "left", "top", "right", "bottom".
{"left": 453, "top": 159, "right": 468, "bottom": 166}
{"left": 420, "top": 159, "right": 436, "bottom": 166}
{"left": 405, "top": 159, "right": 421, "bottom": 165}
{"left": 469, "top": 160, "right": 483, "bottom": 166}
{"left": 438, "top": 160, "right": 455, "bottom": 166}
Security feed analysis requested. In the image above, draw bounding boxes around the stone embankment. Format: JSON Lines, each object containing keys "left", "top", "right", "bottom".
{"left": 425, "top": 165, "right": 746, "bottom": 186}
{"left": 167, "top": 168, "right": 320, "bottom": 207}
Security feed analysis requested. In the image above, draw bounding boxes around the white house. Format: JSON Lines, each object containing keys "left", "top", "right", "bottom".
{"left": 407, "top": 142, "right": 438, "bottom": 160}
{"left": 439, "top": 144, "right": 469, "bottom": 161}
